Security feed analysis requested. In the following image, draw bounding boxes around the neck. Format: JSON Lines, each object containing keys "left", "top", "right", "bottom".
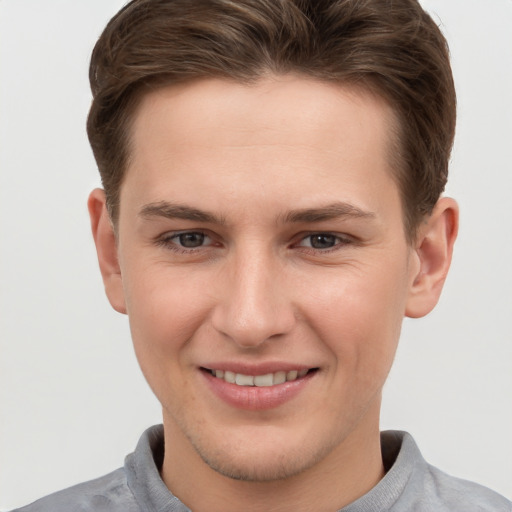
{"left": 161, "top": 408, "right": 385, "bottom": 512}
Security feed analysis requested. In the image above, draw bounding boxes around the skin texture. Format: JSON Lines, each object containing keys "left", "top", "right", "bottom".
{"left": 89, "top": 76, "right": 458, "bottom": 512}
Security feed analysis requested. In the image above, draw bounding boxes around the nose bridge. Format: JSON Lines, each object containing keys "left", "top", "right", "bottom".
{"left": 212, "top": 241, "right": 294, "bottom": 347}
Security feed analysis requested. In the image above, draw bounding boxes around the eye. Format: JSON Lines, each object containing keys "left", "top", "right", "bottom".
{"left": 297, "top": 233, "right": 351, "bottom": 250}
{"left": 156, "top": 230, "right": 213, "bottom": 251}
{"left": 175, "top": 231, "right": 207, "bottom": 248}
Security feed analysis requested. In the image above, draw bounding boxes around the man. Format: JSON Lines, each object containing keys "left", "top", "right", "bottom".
{"left": 12, "top": 0, "right": 511, "bottom": 510}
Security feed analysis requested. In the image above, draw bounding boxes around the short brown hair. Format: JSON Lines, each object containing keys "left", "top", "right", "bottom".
{"left": 87, "top": 0, "right": 456, "bottom": 240}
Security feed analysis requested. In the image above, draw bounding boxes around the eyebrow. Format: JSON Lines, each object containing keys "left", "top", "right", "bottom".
{"left": 139, "top": 201, "right": 225, "bottom": 224}
{"left": 139, "top": 201, "right": 376, "bottom": 225}
{"left": 282, "top": 202, "right": 376, "bottom": 224}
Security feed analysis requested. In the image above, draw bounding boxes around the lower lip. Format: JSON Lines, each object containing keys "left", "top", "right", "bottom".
{"left": 201, "top": 370, "right": 315, "bottom": 411}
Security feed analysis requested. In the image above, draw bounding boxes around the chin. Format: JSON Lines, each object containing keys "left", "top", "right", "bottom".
{"left": 188, "top": 428, "right": 339, "bottom": 483}
{"left": 198, "top": 448, "right": 315, "bottom": 482}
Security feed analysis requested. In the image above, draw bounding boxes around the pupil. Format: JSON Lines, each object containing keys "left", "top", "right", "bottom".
{"left": 179, "top": 232, "right": 204, "bottom": 248}
{"left": 310, "top": 234, "right": 336, "bottom": 249}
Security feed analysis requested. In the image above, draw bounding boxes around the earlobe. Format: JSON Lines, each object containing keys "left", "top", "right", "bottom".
{"left": 405, "top": 197, "right": 459, "bottom": 318}
{"left": 88, "top": 189, "right": 127, "bottom": 314}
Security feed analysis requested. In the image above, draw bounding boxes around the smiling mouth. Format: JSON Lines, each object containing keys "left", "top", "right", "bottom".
{"left": 202, "top": 368, "right": 317, "bottom": 387}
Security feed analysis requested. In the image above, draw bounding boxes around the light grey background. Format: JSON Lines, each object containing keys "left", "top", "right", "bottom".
{"left": 1, "top": 1, "right": 511, "bottom": 509}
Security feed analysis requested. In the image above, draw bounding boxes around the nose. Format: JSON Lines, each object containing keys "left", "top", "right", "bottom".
{"left": 211, "top": 246, "right": 296, "bottom": 348}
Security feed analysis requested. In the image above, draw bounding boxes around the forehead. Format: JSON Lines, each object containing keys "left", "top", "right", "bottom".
{"left": 130, "top": 75, "right": 395, "bottom": 153}
{"left": 123, "top": 76, "right": 400, "bottom": 221}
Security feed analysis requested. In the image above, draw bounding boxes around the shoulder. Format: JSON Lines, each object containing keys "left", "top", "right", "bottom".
{"left": 420, "top": 464, "right": 512, "bottom": 512}
{"left": 364, "top": 431, "right": 512, "bottom": 512}
{"left": 10, "top": 467, "right": 139, "bottom": 512}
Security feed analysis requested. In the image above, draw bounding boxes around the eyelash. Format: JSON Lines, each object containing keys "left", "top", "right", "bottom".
{"left": 155, "top": 230, "right": 213, "bottom": 254}
{"left": 155, "top": 230, "right": 354, "bottom": 254}
{"left": 295, "top": 233, "right": 354, "bottom": 253}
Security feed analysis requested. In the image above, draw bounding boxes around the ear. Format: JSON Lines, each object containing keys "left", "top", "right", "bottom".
{"left": 405, "top": 197, "right": 459, "bottom": 318}
{"left": 88, "top": 189, "right": 127, "bottom": 314}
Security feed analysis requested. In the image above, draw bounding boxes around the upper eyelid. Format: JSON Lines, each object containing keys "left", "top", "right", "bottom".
{"left": 293, "top": 232, "right": 359, "bottom": 252}
{"left": 156, "top": 229, "right": 212, "bottom": 247}
{"left": 158, "top": 229, "right": 350, "bottom": 239}
{"left": 295, "top": 231, "right": 354, "bottom": 242}
{"left": 159, "top": 229, "right": 209, "bottom": 239}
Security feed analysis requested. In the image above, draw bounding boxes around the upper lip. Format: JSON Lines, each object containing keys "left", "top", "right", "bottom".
{"left": 200, "top": 362, "right": 316, "bottom": 375}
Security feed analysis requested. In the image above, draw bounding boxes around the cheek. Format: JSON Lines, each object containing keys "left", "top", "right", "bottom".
{"left": 121, "top": 265, "right": 216, "bottom": 410}
{"left": 122, "top": 264, "right": 213, "bottom": 360}
{"left": 300, "top": 260, "right": 408, "bottom": 372}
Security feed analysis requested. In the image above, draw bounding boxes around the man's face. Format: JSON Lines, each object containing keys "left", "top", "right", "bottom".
{"left": 113, "top": 76, "right": 420, "bottom": 480}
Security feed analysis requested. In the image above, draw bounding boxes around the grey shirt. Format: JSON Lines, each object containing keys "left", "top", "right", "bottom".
{"left": 13, "top": 425, "right": 511, "bottom": 511}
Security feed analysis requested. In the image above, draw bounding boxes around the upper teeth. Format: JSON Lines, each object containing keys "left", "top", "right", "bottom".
{"left": 211, "top": 369, "right": 309, "bottom": 387}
